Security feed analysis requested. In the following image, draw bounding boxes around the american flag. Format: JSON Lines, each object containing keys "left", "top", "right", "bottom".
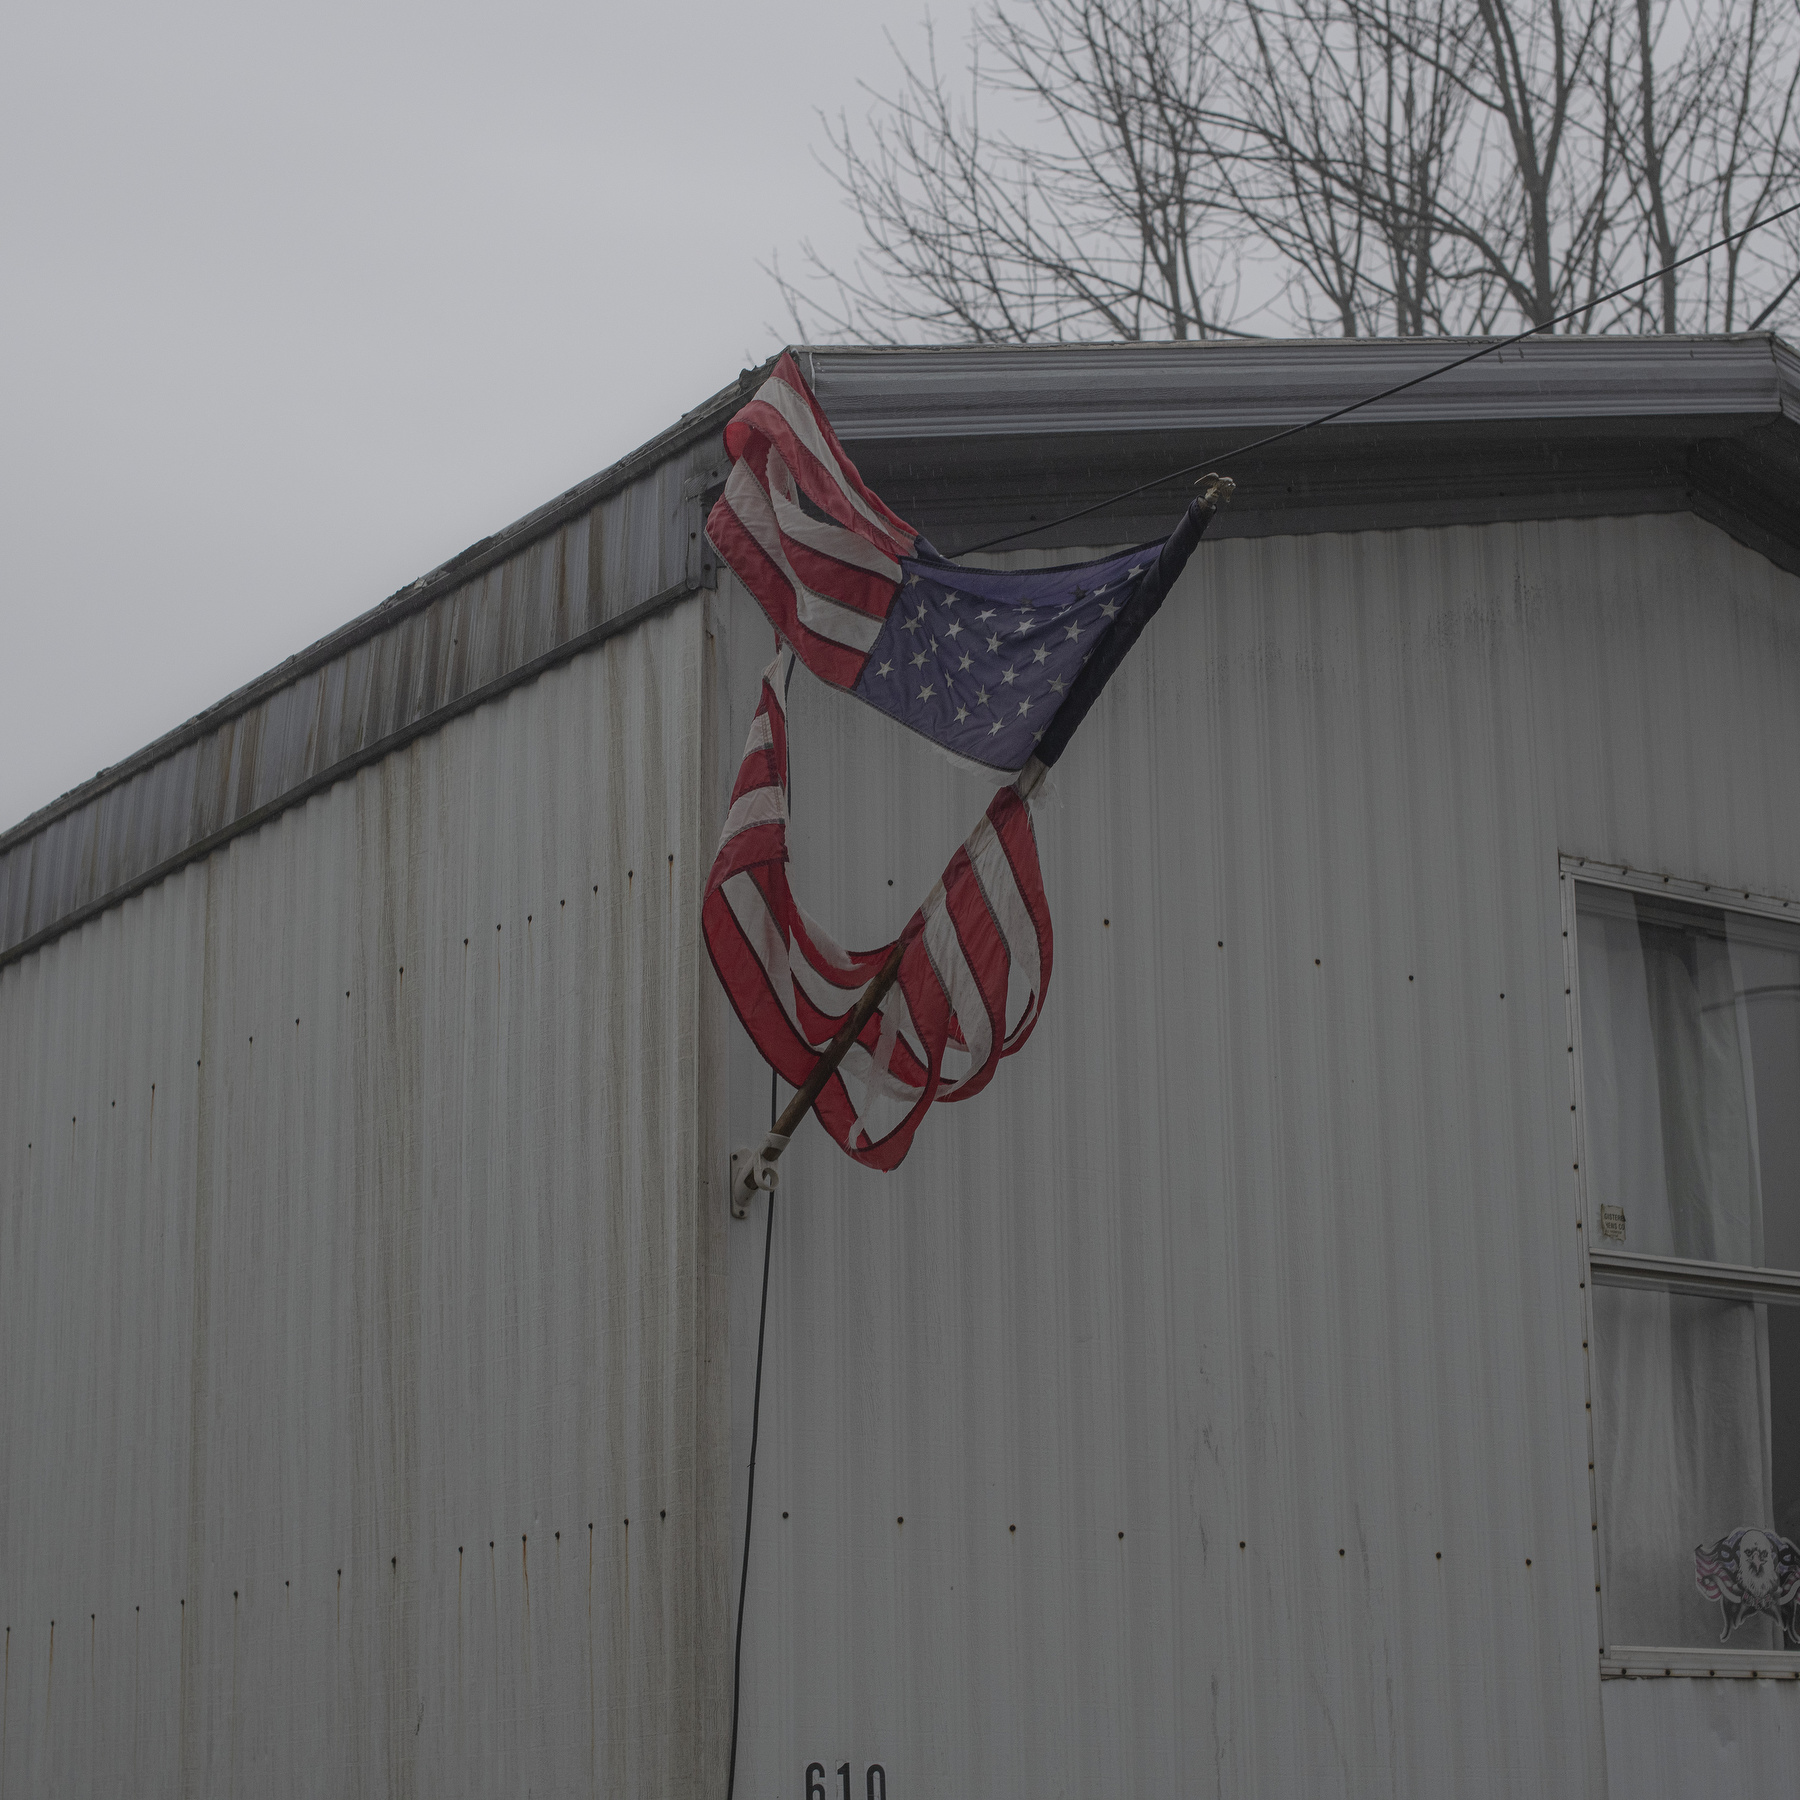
{"left": 705, "top": 352, "right": 1205, "bottom": 774}
{"left": 701, "top": 352, "right": 1214, "bottom": 1169}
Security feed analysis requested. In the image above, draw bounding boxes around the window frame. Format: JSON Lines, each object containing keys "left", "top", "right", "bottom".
{"left": 1561, "top": 855, "right": 1800, "bottom": 1681}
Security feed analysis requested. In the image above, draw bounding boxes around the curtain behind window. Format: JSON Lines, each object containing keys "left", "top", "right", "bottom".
{"left": 1578, "top": 887, "right": 1777, "bottom": 1648}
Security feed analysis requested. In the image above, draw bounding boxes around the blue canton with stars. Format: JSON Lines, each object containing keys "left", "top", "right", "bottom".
{"left": 852, "top": 543, "right": 1161, "bottom": 772}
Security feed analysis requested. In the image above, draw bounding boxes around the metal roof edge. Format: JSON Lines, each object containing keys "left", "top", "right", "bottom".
{"left": 802, "top": 331, "right": 1793, "bottom": 440}
{"left": 1773, "top": 333, "right": 1800, "bottom": 423}
{"left": 0, "top": 353, "right": 781, "bottom": 856}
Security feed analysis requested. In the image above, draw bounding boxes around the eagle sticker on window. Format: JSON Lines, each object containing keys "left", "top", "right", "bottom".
{"left": 1694, "top": 1528, "right": 1800, "bottom": 1643}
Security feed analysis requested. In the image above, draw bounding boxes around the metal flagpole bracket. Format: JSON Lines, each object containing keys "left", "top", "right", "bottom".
{"left": 729, "top": 1133, "right": 789, "bottom": 1220}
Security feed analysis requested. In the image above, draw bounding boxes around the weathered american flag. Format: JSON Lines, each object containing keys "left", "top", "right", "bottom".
{"left": 702, "top": 353, "right": 1214, "bottom": 1169}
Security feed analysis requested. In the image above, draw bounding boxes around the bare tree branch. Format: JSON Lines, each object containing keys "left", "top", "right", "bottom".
{"left": 784, "top": 0, "right": 1800, "bottom": 343}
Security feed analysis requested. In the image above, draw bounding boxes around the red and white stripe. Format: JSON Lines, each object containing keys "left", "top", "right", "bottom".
{"left": 702, "top": 651, "right": 1054, "bottom": 1173}
{"left": 704, "top": 353, "right": 920, "bottom": 691}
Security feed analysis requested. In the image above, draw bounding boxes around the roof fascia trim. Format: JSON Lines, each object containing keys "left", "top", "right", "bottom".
{"left": 1774, "top": 335, "right": 1800, "bottom": 424}
{"left": 803, "top": 333, "right": 1791, "bottom": 441}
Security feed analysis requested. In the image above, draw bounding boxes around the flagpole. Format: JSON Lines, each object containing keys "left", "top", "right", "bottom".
{"left": 771, "top": 935, "right": 908, "bottom": 1141}
{"left": 731, "top": 475, "right": 1234, "bottom": 1209}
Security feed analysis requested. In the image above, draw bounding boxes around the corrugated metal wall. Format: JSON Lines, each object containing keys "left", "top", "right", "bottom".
{"left": 717, "top": 511, "right": 1800, "bottom": 1798}
{"left": 7, "top": 502, "right": 1800, "bottom": 1797}
{"left": 0, "top": 596, "right": 730, "bottom": 1797}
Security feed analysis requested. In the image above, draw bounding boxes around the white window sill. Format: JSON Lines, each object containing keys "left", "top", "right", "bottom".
{"left": 1602, "top": 1646, "right": 1800, "bottom": 1680}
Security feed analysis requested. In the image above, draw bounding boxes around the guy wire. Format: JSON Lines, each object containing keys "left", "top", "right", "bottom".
{"left": 724, "top": 1063, "right": 778, "bottom": 1800}
{"left": 726, "top": 642, "right": 796, "bottom": 1800}
{"left": 961, "top": 198, "right": 1800, "bottom": 555}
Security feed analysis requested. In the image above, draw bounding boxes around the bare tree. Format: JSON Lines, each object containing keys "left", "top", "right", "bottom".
{"left": 1605, "top": 0, "right": 1800, "bottom": 332}
{"left": 1225, "top": 0, "right": 1476, "bottom": 334}
{"left": 787, "top": 0, "right": 1800, "bottom": 341}
{"left": 1450, "top": 0, "right": 1623, "bottom": 327}
{"left": 778, "top": 1, "right": 1248, "bottom": 342}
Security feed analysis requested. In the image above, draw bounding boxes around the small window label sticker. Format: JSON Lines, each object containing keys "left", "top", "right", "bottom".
{"left": 1695, "top": 1529, "right": 1800, "bottom": 1642}
{"left": 1599, "top": 1205, "right": 1627, "bottom": 1243}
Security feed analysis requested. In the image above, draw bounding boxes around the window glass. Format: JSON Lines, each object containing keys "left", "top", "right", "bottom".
{"left": 1734, "top": 914, "right": 1800, "bottom": 1272}
{"left": 1592, "top": 1287, "right": 1800, "bottom": 1650}
{"left": 1575, "top": 883, "right": 1800, "bottom": 1268}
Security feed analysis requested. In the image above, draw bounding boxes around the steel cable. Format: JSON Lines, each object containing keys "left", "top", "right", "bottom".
{"left": 724, "top": 1062, "right": 779, "bottom": 1800}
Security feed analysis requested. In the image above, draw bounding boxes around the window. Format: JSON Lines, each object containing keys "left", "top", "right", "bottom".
{"left": 1572, "top": 875, "right": 1800, "bottom": 1663}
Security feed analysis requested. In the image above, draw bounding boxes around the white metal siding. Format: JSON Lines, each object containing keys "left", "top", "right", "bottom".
{"left": 0, "top": 597, "right": 729, "bottom": 1797}
{"left": 1599, "top": 1677, "right": 1800, "bottom": 1792}
{"left": 7, "top": 508, "right": 1800, "bottom": 1797}
{"left": 719, "top": 512, "right": 1800, "bottom": 1798}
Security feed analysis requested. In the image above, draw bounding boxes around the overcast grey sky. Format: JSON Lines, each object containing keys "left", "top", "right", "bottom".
{"left": 0, "top": 0, "right": 967, "bottom": 833}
